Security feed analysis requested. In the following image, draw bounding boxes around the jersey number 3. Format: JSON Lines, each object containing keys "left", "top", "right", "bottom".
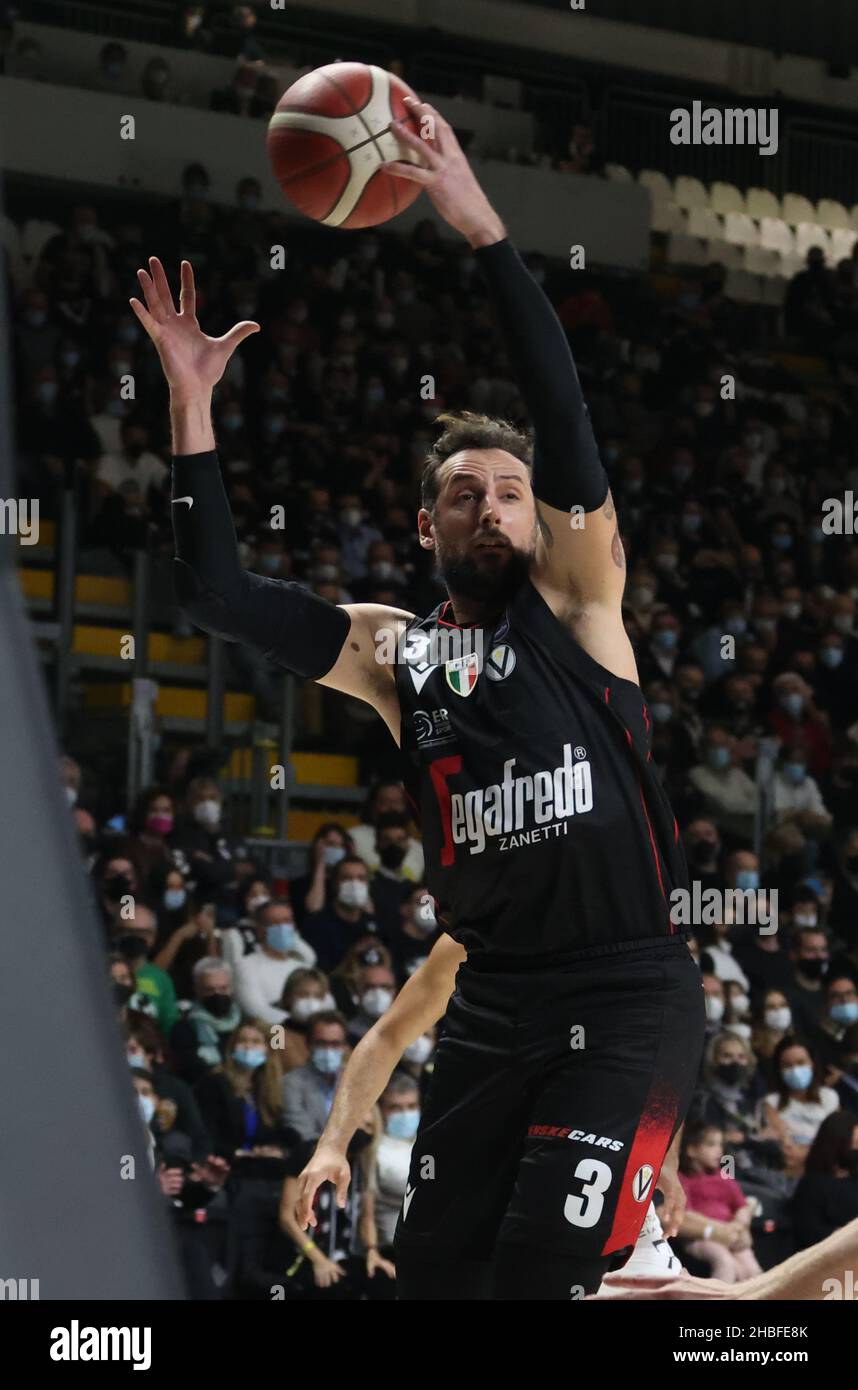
{"left": 564, "top": 1157, "right": 613, "bottom": 1228}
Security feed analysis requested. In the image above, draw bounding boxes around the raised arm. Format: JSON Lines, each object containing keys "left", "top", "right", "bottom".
{"left": 385, "top": 101, "right": 623, "bottom": 617}
{"left": 130, "top": 258, "right": 410, "bottom": 733}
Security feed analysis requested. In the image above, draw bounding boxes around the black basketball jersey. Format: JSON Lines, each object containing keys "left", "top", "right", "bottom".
{"left": 393, "top": 577, "right": 689, "bottom": 967}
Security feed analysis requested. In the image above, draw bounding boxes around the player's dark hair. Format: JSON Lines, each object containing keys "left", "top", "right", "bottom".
{"left": 421, "top": 411, "right": 533, "bottom": 512}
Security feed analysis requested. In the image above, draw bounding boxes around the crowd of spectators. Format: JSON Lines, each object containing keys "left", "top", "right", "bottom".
{"left": 7, "top": 138, "right": 858, "bottom": 1293}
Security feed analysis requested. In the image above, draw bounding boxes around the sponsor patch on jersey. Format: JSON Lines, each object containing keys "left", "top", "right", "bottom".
{"left": 445, "top": 651, "right": 479, "bottom": 697}
{"left": 632, "top": 1164, "right": 655, "bottom": 1203}
{"left": 484, "top": 643, "right": 516, "bottom": 682}
{"left": 527, "top": 1124, "right": 624, "bottom": 1151}
{"left": 413, "top": 707, "right": 455, "bottom": 746}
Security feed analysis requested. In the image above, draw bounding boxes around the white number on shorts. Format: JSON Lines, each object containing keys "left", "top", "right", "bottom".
{"left": 563, "top": 1157, "right": 613, "bottom": 1228}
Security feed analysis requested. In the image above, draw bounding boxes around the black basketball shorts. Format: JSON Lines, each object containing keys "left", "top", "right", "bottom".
{"left": 393, "top": 940, "right": 705, "bottom": 1266}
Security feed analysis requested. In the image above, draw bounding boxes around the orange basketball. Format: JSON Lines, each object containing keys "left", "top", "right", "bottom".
{"left": 266, "top": 61, "right": 426, "bottom": 229}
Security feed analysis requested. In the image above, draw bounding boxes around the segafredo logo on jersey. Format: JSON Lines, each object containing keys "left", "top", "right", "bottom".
{"left": 450, "top": 744, "right": 593, "bottom": 855}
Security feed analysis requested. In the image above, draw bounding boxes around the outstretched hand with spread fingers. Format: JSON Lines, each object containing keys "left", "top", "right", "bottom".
{"left": 129, "top": 257, "right": 259, "bottom": 398}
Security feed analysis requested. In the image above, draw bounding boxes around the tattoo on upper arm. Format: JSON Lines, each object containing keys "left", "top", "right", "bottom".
{"left": 603, "top": 490, "right": 615, "bottom": 522}
{"left": 611, "top": 525, "right": 626, "bottom": 569}
{"left": 535, "top": 501, "right": 554, "bottom": 549}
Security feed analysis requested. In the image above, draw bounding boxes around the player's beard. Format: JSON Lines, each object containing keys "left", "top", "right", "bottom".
{"left": 435, "top": 536, "right": 534, "bottom": 607}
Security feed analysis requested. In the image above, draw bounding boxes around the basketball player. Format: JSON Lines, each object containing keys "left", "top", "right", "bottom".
{"left": 131, "top": 96, "right": 705, "bottom": 1299}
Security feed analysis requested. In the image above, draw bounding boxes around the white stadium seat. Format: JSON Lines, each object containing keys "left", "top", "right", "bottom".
{"left": 724, "top": 212, "right": 759, "bottom": 247}
{"left": 743, "top": 245, "right": 781, "bottom": 275}
{"left": 604, "top": 163, "right": 633, "bottom": 182}
{"left": 782, "top": 193, "right": 817, "bottom": 226}
{"left": 795, "top": 222, "right": 831, "bottom": 259}
{"left": 777, "top": 249, "right": 806, "bottom": 277}
{"left": 746, "top": 187, "right": 782, "bottom": 219}
{"left": 705, "top": 239, "right": 744, "bottom": 269}
{"left": 816, "top": 199, "right": 849, "bottom": 230}
{"left": 710, "top": 182, "right": 745, "bottom": 215}
{"left": 651, "top": 203, "right": 687, "bottom": 234}
{"left": 673, "top": 175, "right": 709, "bottom": 210}
{"left": 831, "top": 227, "right": 858, "bottom": 260}
{"left": 759, "top": 217, "right": 795, "bottom": 255}
{"left": 687, "top": 206, "right": 722, "bottom": 239}
{"left": 638, "top": 169, "right": 673, "bottom": 205}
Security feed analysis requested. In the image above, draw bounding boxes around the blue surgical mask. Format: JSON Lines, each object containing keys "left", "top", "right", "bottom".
{"left": 312, "top": 1045, "right": 343, "bottom": 1074}
{"left": 164, "top": 888, "right": 186, "bottom": 911}
{"left": 820, "top": 648, "right": 844, "bottom": 669}
{"left": 771, "top": 534, "right": 793, "bottom": 551}
{"left": 780, "top": 692, "right": 804, "bottom": 719}
{"left": 650, "top": 701, "right": 674, "bottom": 724}
{"left": 137, "top": 1093, "right": 156, "bottom": 1125}
{"left": 258, "top": 554, "right": 282, "bottom": 574}
{"left": 653, "top": 629, "right": 678, "bottom": 651}
{"left": 127, "top": 1052, "right": 147, "bottom": 1071}
{"left": 735, "top": 869, "right": 760, "bottom": 892}
{"left": 781, "top": 1064, "right": 813, "bottom": 1092}
{"left": 707, "top": 746, "right": 730, "bottom": 771}
{"left": 266, "top": 923, "right": 296, "bottom": 953}
{"left": 831, "top": 1002, "right": 858, "bottom": 1026}
{"left": 233, "top": 1047, "right": 266, "bottom": 1069}
{"left": 323, "top": 844, "right": 347, "bottom": 868}
{"left": 783, "top": 763, "right": 806, "bottom": 785}
{"left": 386, "top": 1108, "right": 421, "bottom": 1141}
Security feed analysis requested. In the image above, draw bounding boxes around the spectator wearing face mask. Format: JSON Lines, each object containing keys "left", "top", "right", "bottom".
{"left": 688, "top": 1031, "right": 780, "bottom": 1170}
{"left": 771, "top": 745, "right": 832, "bottom": 833}
{"left": 329, "top": 938, "right": 395, "bottom": 1021}
{"left": 234, "top": 899, "right": 316, "bottom": 1025}
{"left": 336, "top": 492, "right": 382, "bottom": 581}
{"left": 281, "top": 1011, "right": 351, "bottom": 1143}
{"left": 275, "top": 968, "right": 337, "bottom": 1073}
{"left": 809, "top": 975, "right": 858, "bottom": 1074}
{"left": 682, "top": 819, "right": 722, "bottom": 894}
{"left": 762, "top": 1039, "right": 840, "bottom": 1176}
{"left": 126, "top": 786, "right": 177, "bottom": 893}
{"left": 768, "top": 673, "right": 832, "bottom": 780}
{"left": 788, "top": 925, "right": 832, "bottom": 1035}
{"left": 791, "top": 1111, "right": 858, "bottom": 1251}
{"left": 368, "top": 813, "right": 415, "bottom": 939}
{"left": 95, "top": 417, "right": 167, "bottom": 502}
{"left": 347, "top": 964, "right": 397, "bottom": 1044}
{"left": 194, "top": 1020, "right": 289, "bottom": 1160}
{"left": 152, "top": 892, "right": 219, "bottom": 1004}
{"left": 688, "top": 728, "right": 757, "bottom": 841}
{"left": 387, "top": 886, "right": 440, "bottom": 981}
{"left": 638, "top": 608, "right": 683, "bottom": 684}
{"left": 348, "top": 782, "right": 424, "bottom": 882}
{"left": 302, "top": 858, "right": 380, "bottom": 974}
{"left": 733, "top": 877, "right": 797, "bottom": 999}
{"left": 688, "top": 600, "right": 746, "bottom": 684}
{"left": 751, "top": 991, "right": 796, "bottom": 1081}
{"left": 359, "top": 1075, "right": 421, "bottom": 1279}
{"left": 170, "top": 958, "right": 243, "bottom": 1083}
{"left": 172, "top": 778, "right": 259, "bottom": 917}
{"left": 126, "top": 1010, "right": 212, "bottom": 1158}
{"left": 646, "top": 679, "right": 695, "bottom": 779}
{"left": 814, "top": 632, "right": 856, "bottom": 729}
{"left": 112, "top": 904, "right": 179, "bottom": 1035}
{"left": 702, "top": 971, "right": 727, "bottom": 1037}
{"left": 288, "top": 823, "right": 354, "bottom": 926}
{"left": 109, "top": 952, "right": 136, "bottom": 1020}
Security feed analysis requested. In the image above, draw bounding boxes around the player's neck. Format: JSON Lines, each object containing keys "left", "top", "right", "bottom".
{"left": 445, "top": 591, "right": 504, "bottom": 628}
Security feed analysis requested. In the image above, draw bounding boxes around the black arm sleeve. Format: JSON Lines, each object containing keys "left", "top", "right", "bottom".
{"left": 474, "top": 238, "right": 609, "bottom": 514}
{"left": 171, "top": 451, "right": 350, "bottom": 679}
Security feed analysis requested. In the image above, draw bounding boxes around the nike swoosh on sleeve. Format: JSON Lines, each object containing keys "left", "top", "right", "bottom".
{"left": 172, "top": 496, "right": 194, "bottom": 508}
